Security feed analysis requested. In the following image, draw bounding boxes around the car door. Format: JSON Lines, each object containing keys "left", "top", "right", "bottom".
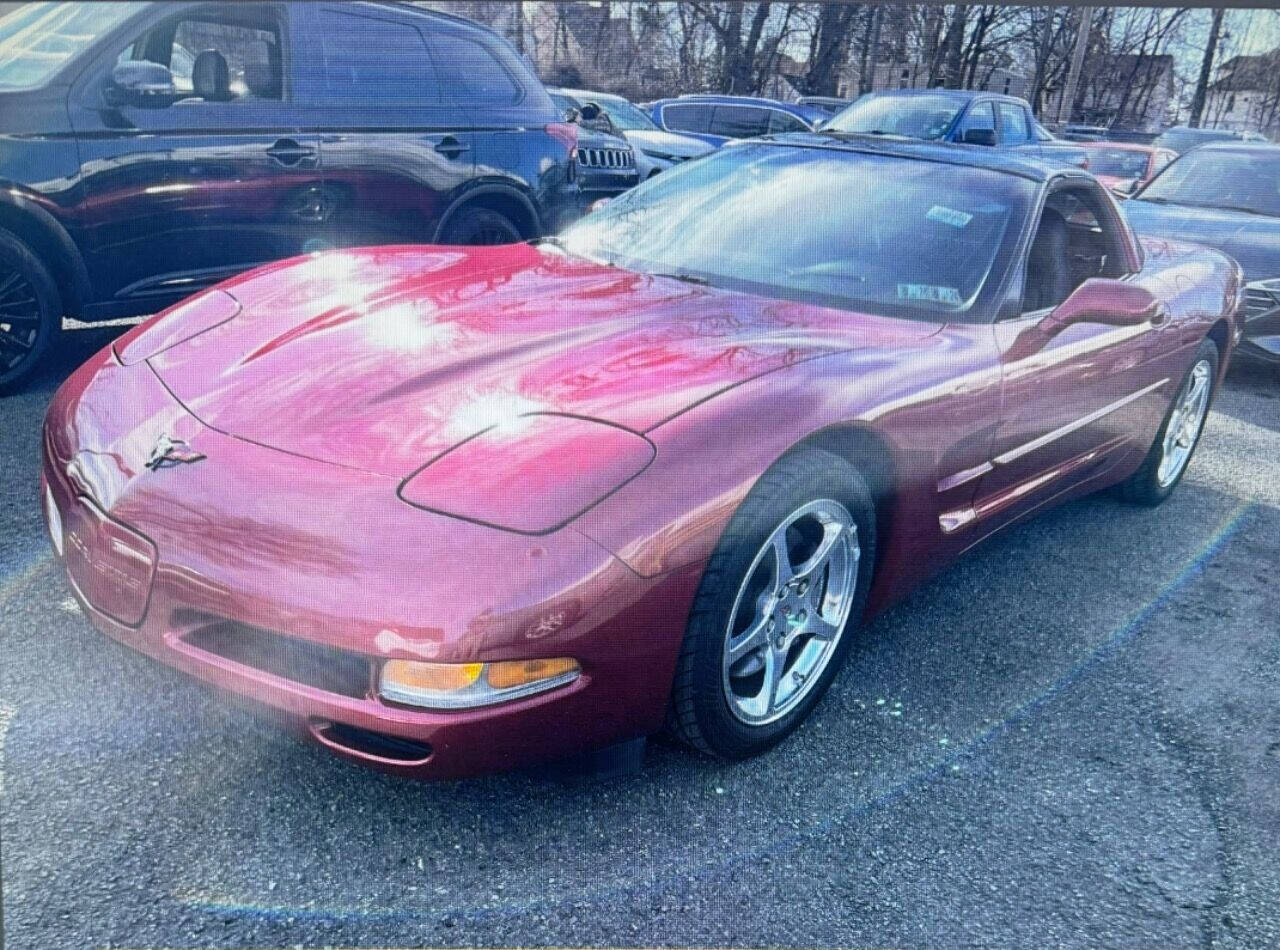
{"left": 290, "top": 4, "right": 475, "bottom": 250}
{"left": 971, "top": 181, "right": 1171, "bottom": 535}
{"left": 67, "top": 2, "right": 324, "bottom": 309}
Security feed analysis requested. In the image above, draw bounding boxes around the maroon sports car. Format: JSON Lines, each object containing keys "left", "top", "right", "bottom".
{"left": 42, "top": 137, "right": 1244, "bottom": 778}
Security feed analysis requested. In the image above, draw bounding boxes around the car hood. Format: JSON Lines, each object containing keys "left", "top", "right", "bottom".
{"left": 622, "top": 129, "right": 715, "bottom": 158}
{"left": 145, "top": 245, "right": 933, "bottom": 478}
{"left": 1123, "top": 198, "right": 1280, "bottom": 281}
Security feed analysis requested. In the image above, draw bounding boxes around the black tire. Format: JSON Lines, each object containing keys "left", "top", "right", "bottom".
{"left": 1117, "top": 338, "right": 1219, "bottom": 506}
{"left": 439, "top": 206, "right": 522, "bottom": 246}
{"left": 667, "top": 447, "right": 877, "bottom": 759}
{"left": 0, "top": 229, "right": 62, "bottom": 395}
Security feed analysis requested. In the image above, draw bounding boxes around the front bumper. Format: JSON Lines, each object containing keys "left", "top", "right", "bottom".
{"left": 41, "top": 344, "right": 700, "bottom": 778}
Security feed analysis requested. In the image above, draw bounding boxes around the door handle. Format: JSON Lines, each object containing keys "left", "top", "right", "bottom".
{"left": 266, "top": 138, "right": 317, "bottom": 166}
{"left": 434, "top": 136, "right": 470, "bottom": 159}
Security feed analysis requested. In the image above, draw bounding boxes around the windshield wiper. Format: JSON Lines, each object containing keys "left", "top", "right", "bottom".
{"left": 648, "top": 270, "right": 710, "bottom": 286}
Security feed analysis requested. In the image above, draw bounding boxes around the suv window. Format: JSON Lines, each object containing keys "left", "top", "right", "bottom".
{"left": 311, "top": 10, "right": 435, "bottom": 103}
{"left": 996, "top": 103, "right": 1030, "bottom": 144}
{"left": 662, "top": 103, "right": 712, "bottom": 134}
{"left": 709, "top": 105, "right": 770, "bottom": 139}
{"left": 119, "top": 10, "right": 283, "bottom": 101}
{"left": 767, "top": 109, "right": 809, "bottom": 134}
{"left": 429, "top": 31, "right": 520, "bottom": 105}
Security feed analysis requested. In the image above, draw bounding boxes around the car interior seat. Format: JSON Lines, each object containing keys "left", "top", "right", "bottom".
{"left": 1024, "top": 207, "right": 1074, "bottom": 312}
{"left": 192, "top": 49, "right": 234, "bottom": 102}
{"left": 244, "top": 42, "right": 282, "bottom": 99}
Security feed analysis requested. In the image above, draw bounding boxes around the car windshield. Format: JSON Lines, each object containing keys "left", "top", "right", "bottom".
{"left": 1083, "top": 148, "right": 1150, "bottom": 178}
{"left": 558, "top": 144, "right": 1033, "bottom": 318}
{"left": 823, "top": 94, "right": 963, "bottom": 140}
{"left": 594, "top": 96, "right": 658, "bottom": 131}
{"left": 0, "top": 1, "right": 143, "bottom": 90}
{"left": 1139, "top": 149, "right": 1280, "bottom": 217}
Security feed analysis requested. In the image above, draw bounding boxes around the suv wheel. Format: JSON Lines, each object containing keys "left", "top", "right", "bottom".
{"left": 440, "top": 206, "right": 522, "bottom": 246}
{"left": 0, "top": 230, "right": 62, "bottom": 394}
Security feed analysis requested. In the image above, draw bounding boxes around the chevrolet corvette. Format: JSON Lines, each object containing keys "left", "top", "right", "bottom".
{"left": 42, "top": 136, "right": 1244, "bottom": 777}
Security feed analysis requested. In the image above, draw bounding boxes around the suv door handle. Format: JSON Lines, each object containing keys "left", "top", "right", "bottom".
{"left": 434, "top": 136, "right": 470, "bottom": 158}
{"left": 266, "top": 138, "right": 317, "bottom": 166}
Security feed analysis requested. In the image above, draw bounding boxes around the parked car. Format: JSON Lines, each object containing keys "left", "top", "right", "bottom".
{"left": 0, "top": 0, "right": 579, "bottom": 392}
{"left": 796, "top": 95, "right": 853, "bottom": 118}
{"left": 1078, "top": 142, "right": 1178, "bottom": 194}
{"left": 548, "top": 91, "right": 640, "bottom": 207}
{"left": 1152, "top": 125, "right": 1266, "bottom": 154}
{"left": 44, "top": 136, "right": 1241, "bottom": 778}
{"left": 648, "top": 94, "right": 822, "bottom": 146}
{"left": 551, "top": 88, "right": 713, "bottom": 178}
{"left": 1122, "top": 141, "right": 1280, "bottom": 370}
{"left": 822, "top": 89, "right": 1089, "bottom": 168}
{"left": 1058, "top": 124, "right": 1111, "bottom": 142}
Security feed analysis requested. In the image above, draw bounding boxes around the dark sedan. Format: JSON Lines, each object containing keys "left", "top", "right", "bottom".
{"left": 1123, "top": 142, "right": 1280, "bottom": 371}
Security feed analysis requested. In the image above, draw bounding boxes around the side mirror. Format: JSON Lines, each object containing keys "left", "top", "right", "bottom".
{"left": 105, "top": 61, "right": 175, "bottom": 108}
{"left": 1047, "top": 278, "right": 1164, "bottom": 332}
{"left": 961, "top": 128, "right": 996, "bottom": 147}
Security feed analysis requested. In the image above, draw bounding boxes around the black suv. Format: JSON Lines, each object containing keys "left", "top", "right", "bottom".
{"left": 0, "top": 1, "right": 580, "bottom": 390}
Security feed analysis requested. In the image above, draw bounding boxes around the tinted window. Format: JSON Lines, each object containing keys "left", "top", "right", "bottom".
{"left": 824, "top": 93, "right": 962, "bottom": 140}
{"left": 429, "top": 31, "right": 520, "bottom": 105}
{"left": 661, "top": 103, "right": 712, "bottom": 133}
{"left": 1138, "top": 150, "right": 1280, "bottom": 217}
{"left": 996, "top": 103, "right": 1030, "bottom": 144}
{"left": 559, "top": 145, "right": 1034, "bottom": 319}
{"left": 595, "top": 96, "right": 658, "bottom": 131}
{"left": 955, "top": 102, "right": 995, "bottom": 143}
{"left": 768, "top": 109, "right": 809, "bottom": 134}
{"left": 709, "top": 105, "right": 770, "bottom": 139}
{"left": 312, "top": 11, "right": 435, "bottom": 102}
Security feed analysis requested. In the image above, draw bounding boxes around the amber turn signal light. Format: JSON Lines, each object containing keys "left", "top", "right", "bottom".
{"left": 379, "top": 657, "right": 580, "bottom": 710}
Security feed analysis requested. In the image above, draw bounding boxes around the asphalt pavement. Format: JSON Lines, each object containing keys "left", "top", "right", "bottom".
{"left": 1, "top": 324, "right": 1278, "bottom": 949}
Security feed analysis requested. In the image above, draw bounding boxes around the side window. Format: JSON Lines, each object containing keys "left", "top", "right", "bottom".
{"left": 310, "top": 11, "right": 436, "bottom": 103}
{"left": 996, "top": 103, "right": 1030, "bottom": 145}
{"left": 662, "top": 103, "right": 712, "bottom": 134}
{"left": 955, "top": 102, "right": 996, "bottom": 144}
{"left": 429, "top": 31, "right": 521, "bottom": 105}
{"left": 119, "top": 14, "right": 283, "bottom": 101}
{"left": 767, "top": 109, "right": 808, "bottom": 134}
{"left": 709, "top": 105, "right": 770, "bottom": 139}
{"left": 1024, "top": 187, "right": 1122, "bottom": 313}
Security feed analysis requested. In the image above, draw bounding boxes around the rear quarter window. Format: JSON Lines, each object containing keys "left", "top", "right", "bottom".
{"left": 429, "top": 30, "right": 522, "bottom": 106}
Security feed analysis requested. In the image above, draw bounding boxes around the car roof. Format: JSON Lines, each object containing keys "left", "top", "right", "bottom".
{"left": 658, "top": 94, "right": 812, "bottom": 113}
{"left": 1194, "top": 140, "right": 1280, "bottom": 154}
{"left": 744, "top": 132, "right": 1085, "bottom": 184}
{"left": 863, "top": 87, "right": 1028, "bottom": 105}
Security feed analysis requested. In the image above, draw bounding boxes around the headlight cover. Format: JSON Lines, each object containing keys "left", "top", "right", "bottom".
{"left": 114, "top": 290, "right": 241, "bottom": 365}
{"left": 398, "top": 413, "right": 655, "bottom": 534}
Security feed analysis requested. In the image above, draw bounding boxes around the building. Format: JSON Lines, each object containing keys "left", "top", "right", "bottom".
{"left": 1204, "top": 50, "right": 1280, "bottom": 139}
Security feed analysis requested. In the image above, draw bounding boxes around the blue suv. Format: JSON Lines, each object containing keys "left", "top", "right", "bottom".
{"left": 0, "top": 1, "right": 579, "bottom": 391}
{"left": 648, "top": 95, "right": 824, "bottom": 146}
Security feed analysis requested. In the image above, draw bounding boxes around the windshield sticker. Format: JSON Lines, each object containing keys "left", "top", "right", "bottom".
{"left": 898, "top": 283, "right": 963, "bottom": 305}
{"left": 926, "top": 205, "right": 974, "bottom": 228}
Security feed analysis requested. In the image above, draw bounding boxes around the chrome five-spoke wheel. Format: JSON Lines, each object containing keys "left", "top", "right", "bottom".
{"left": 1157, "top": 358, "right": 1212, "bottom": 488}
{"left": 722, "top": 499, "right": 859, "bottom": 725}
